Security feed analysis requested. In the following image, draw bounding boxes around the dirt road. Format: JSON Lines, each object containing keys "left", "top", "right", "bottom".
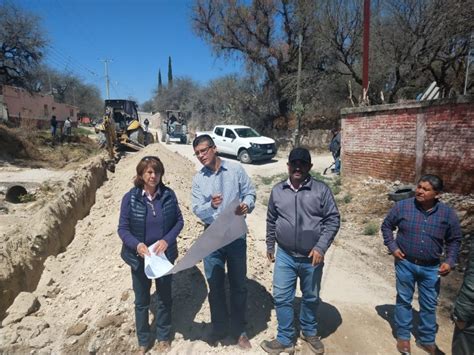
{"left": 160, "top": 142, "right": 455, "bottom": 354}
{"left": 0, "top": 142, "right": 455, "bottom": 354}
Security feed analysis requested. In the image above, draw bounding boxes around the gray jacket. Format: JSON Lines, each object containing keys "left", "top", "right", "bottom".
{"left": 266, "top": 177, "right": 340, "bottom": 257}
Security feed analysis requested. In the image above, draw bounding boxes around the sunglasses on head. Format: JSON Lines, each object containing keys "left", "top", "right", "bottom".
{"left": 141, "top": 156, "right": 161, "bottom": 163}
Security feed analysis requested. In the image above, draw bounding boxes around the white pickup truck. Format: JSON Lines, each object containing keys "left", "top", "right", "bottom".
{"left": 195, "top": 125, "right": 277, "bottom": 163}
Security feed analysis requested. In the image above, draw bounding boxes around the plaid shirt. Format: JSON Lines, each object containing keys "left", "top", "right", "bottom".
{"left": 381, "top": 197, "right": 462, "bottom": 267}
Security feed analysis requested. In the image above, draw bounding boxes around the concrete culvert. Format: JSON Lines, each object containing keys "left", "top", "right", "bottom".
{"left": 5, "top": 185, "right": 28, "bottom": 203}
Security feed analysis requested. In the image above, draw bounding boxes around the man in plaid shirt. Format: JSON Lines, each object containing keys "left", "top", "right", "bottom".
{"left": 382, "top": 174, "right": 462, "bottom": 355}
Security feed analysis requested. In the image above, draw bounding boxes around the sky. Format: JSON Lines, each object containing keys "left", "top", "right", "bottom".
{"left": 16, "top": 0, "right": 243, "bottom": 105}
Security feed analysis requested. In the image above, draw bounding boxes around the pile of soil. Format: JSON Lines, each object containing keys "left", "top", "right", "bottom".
{"left": 0, "top": 125, "right": 41, "bottom": 161}
{"left": 0, "top": 124, "right": 100, "bottom": 169}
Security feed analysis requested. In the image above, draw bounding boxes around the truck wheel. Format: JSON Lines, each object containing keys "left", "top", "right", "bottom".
{"left": 388, "top": 186, "right": 415, "bottom": 202}
{"left": 129, "top": 128, "right": 145, "bottom": 145}
{"left": 180, "top": 136, "right": 187, "bottom": 144}
{"left": 238, "top": 149, "right": 252, "bottom": 164}
{"left": 160, "top": 125, "right": 167, "bottom": 142}
{"left": 145, "top": 132, "right": 155, "bottom": 145}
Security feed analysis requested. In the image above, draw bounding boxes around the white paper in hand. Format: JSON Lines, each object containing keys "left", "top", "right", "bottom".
{"left": 144, "top": 244, "right": 173, "bottom": 279}
{"left": 167, "top": 197, "right": 247, "bottom": 275}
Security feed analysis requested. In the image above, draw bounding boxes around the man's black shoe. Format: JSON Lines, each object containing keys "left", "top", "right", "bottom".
{"left": 260, "top": 339, "right": 295, "bottom": 354}
{"left": 206, "top": 332, "right": 227, "bottom": 347}
{"left": 301, "top": 334, "right": 325, "bottom": 354}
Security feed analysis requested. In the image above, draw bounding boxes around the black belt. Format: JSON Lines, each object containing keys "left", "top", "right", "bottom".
{"left": 404, "top": 255, "right": 439, "bottom": 267}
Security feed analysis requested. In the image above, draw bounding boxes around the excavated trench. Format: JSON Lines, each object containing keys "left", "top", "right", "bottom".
{"left": 0, "top": 156, "right": 109, "bottom": 320}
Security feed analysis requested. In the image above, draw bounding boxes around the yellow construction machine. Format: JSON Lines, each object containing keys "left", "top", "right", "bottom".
{"left": 96, "top": 99, "right": 154, "bottom": 159}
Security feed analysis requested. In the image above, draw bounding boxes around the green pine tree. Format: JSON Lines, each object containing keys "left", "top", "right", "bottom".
{"left": 158, "top": 69, "right": 162, "bottom": 91}
{"left": 168, "top": 56, "right": 173, "bottom": 88}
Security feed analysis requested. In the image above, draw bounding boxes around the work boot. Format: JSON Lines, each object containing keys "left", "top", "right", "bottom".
{"left": 300, "top": 334, "right": 325, "bottom": 354}
{"left": 205, "top": 331, "right": 227, "bottom": 347}
{"left": 237, "top": 334, "right": 252, "bottom": 350}
{"left": 396, "top": 339, "right": 411, "bottom": 354}
{"left": 260, "top": 339, "right": 295, "bottom": 354}
{"left": 136, "top": 345, "right": 147, "bottom": 355}
{"left": 416, "top": 342, "right": 440, "bottom": 355}
{"left": 155, "top": 340, "right": 171, "bottom": 353}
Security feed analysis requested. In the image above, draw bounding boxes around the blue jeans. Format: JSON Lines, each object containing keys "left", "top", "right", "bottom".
{"left": 131, "top": 267, "right": 172, "bottom": 346}
{"left": 395, "top": 259, "right": 440, "bottom": 345}
{"left": 273, "top": 247, "right": 323, "bottom": 346}
{"left": 203, "top": 237, "right": 247, "bottom": 337}
{"left": 332, "top": 153, "right": 340, "bottom": 173}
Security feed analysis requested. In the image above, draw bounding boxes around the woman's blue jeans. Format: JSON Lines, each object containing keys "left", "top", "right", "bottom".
{"left": 203, "top": 237, "right": 247, "bottom": 338}
{"left": 131, "top": 267, "right": 172, "bottom": 347}
{"left": 395, "top": 259, "right": 440, "bottom": 345}
{"left": 273, "top": 247, "right": 323, "bottom": 346}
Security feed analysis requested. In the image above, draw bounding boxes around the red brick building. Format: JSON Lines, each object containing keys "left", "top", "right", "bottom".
{"left": 0, "top": 85, "right": 78, "bottom": 128}
{"left": 341, "top": 96, "right": 474, "bottom": 194}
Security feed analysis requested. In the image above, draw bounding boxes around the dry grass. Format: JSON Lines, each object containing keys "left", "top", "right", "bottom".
{"left": 0, "top": 124, "right": 100, "bottom": 168}
{"left": 0, "top": 124, "right": 42, "bottom": 161}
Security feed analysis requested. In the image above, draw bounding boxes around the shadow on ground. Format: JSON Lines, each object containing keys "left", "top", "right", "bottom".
{"left": 377, "top": 304, "right": 448, "bottom": 354}
{"left": 294, "top": 298, "right": 342, "bottom": 338}
{"left": 150, "top": 266, "right": 273, "bottom": 343}
{"left": 376, "top": 304, "right": 422, "bottom": 340}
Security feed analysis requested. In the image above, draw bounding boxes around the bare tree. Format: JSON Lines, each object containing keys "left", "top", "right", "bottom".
{"left": 74, "top": 84, "right": 103, "bottom": 119}
{"left": 31, "top": 66, "right": 103, "bottom": 118}
{"left": 193, "top": 74, "right": 276, "bottom": 130}
{"left": 0, "top": 3, "right": 46, "bottom": 89}
{"left": 320, "top": 0, "right": 473, "bottom": 103}
{"left": 192, "top": 0, "right": 316, "bottom": 120}
{"left": 141, "top": 100, "right": 155, "bottom": 112}
{"left": 154, "top": 77, "right": 200, "bottom": 113}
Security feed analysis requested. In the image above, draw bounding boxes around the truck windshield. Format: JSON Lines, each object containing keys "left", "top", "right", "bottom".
{"left": 235, "top": 128, "right": 260, "bottom": 138}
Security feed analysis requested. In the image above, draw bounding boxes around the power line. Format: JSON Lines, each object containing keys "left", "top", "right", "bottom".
{"left": 46, "top": 45, "right": 99, "bottom": 79}
{"left": 110, "top": 81, "right": 121, "bottom": 98}
{"left": 113, "top": 80, "right": 137, "bottom": 100}
{"left": 48, "top": 46, "right": 98, "bottom": 77}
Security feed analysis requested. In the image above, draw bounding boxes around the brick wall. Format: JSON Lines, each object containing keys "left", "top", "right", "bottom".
{"left": 341, "top": 96, "right": 474, "bottom": 194}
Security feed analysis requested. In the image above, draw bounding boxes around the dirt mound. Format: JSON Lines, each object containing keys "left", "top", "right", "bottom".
{"left": 0, "top": 156, "right": 108, "bottom": 320}
{"left": 0, "top": 125, "right": 42, "bottom": 161}
{"left": 0, "top": 124, "right": 101, "bottom": 169}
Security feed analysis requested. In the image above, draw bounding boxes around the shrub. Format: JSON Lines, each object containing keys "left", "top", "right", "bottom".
{"left": 363, "top": 221, "right": 379, "bottom": 235}
{"left": 19, "top": 193, "right": 36, "bottom": 203}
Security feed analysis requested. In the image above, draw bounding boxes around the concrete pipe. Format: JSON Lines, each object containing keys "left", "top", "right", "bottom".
{"left": 5, "top": 185, "right": 28, "bottom": 203}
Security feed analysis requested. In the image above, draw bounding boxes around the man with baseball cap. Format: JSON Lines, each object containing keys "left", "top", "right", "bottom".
{"left": 261, "top": 147, "right": 340, "bottom": 354}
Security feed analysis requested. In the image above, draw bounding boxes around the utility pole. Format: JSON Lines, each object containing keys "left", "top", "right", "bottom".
{"left": 47, "top": 71, "right": 52, "bottom": 95}
{"left": 464, "top": 33, "right": 473, "bottom": 95}
{"left": 101, "top": 59, "right": 112, "bottom": 99}
{"left": 293, "top": 33, "right": 303, "bottom": 147}
{"left": 362, "top": 0, "right": 371, "bottom": 101}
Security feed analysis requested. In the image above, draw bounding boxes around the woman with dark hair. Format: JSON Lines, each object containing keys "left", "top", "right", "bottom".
{"left": 118, "top": 156, "right": 183, "bottom": 354}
